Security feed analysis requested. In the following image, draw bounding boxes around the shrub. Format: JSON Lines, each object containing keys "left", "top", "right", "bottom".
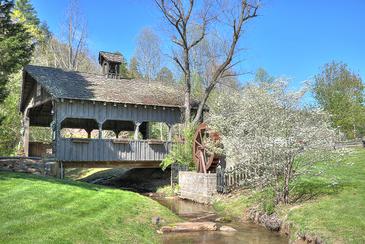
{"left": 160, "top": 123, "right": 196, "bottom": 170}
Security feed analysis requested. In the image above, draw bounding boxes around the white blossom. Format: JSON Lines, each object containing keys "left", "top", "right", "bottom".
{"left": 208, "top": 79, "right": 343, "bottom": 203}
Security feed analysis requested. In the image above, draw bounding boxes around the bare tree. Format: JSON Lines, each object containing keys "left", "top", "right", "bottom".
{"left": 155, "top": 0, "right": 210, "bottom": 122}
{"left": 155, "top": 0, "right": 259, "bottom": 123}
{"left": 58, "top": 0, "right": 87, "bottom": 71}
{"left": 134, "top": 28, "right": 162, "bottom": 82}
{"left": 32, "top": 33, "right": 98, "bottom": 73}
{"left": 190, "top": 29, "right": 241, "bottom": 93}
{"left": 33, "top": 0, "right": 98, "bottom": 73}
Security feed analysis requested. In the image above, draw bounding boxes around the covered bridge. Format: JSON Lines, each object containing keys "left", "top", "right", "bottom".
{"left": 20, "top": 51, "right": 197, "bottom": 169}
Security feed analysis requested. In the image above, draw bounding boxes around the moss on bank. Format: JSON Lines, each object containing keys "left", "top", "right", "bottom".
{"left": 213, "top": 148, "right": 365, "bottom": 243}
{"left": 0, "top": 172, "right": 180, "bottom": 244}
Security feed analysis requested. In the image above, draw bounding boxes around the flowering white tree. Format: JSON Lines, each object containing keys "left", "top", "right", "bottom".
{"left": 208, "top": 80, "right": 341, "bottom": 204}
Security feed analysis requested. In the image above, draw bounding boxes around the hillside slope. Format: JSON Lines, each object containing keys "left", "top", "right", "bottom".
{"left": 0, "top": 172, "right": 179, "bottom": 244}
{"left": 214, "top": 149, "right": 365, "bottom": 243}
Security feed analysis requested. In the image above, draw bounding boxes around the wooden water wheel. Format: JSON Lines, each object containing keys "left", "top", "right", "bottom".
{"left": 193, "top": 123, "right": 221, "bottom": 173}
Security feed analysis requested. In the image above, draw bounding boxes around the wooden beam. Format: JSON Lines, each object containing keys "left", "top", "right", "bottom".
{"left": 62, "top": 161, "right": 162, "bottom": 169}
{"left": 32, "top": 97, "right": 52, "bottom": 109}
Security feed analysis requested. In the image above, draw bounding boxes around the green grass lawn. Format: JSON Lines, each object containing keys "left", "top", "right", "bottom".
{"left": 0, "top": 172, "right": 179, "bottom": 244}
{"left": 214, "top": 148, "right": 365, "bottom": 243}
{"left": 286, "top": 148, "right": 365, "bottom": 243}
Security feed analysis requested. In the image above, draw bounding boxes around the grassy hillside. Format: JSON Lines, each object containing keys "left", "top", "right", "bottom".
{"left": 214, "top": 148, "right": 365, "bottom": 243}
{"left": 0, "top": 172, "right": 179, "bottom": 244}
{"left": 286, "top": 149, "right": 365, "bottom": 243}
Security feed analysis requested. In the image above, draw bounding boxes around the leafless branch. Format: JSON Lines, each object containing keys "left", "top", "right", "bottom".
{"left": 192, "top": 0, "right": 259, "bottom": 123}
{"left": 173, "top": 56, "right": 186, "bottom": 74}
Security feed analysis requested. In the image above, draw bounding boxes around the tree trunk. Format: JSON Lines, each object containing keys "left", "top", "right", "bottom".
{"left": 283, "top": 176, "right": 290, "bottom": 204}
{"left": 282, "top": 161, "right": 293, "bottom": 204}
{"left": 184, "top": 86, "right": 191, "bottom": 124}
{"left": 193, "top": 84, "right": 214, "bottom": 124}
{"left": 184, "top": 48, "right": 191, "bottom": 124}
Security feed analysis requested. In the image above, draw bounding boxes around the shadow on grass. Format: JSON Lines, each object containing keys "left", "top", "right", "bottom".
{"left": 79, "top": 168, "right": 128, "bottom": 182}
{"left": 80, "top": 168, "right": 171, "bottom": 193}
{"left": 0, "top": 171, "right": 105, "bottom": 191}
{"left": 65, "top": 168, "right": 111, "bottom": 180}
{"left": 289, "top": 177, "right": 344, "bottom": 203}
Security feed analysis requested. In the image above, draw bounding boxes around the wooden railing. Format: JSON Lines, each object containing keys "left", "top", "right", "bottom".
{"left": 216, "top": 164, "right": 262, "bottom": 193}
{"left": 56, "top": 138, "right": 173, "bottom": 162}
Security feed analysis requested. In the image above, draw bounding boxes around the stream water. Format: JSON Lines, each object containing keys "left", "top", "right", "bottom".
{"left": 80, "top": 168, "right": 288, "bottom": 243}
{"left": 153, "top": 196, "right": 288, "bottom": 244}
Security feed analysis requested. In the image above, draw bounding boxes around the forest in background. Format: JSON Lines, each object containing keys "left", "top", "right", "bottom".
{"left": 0, "top": 0, "right": 364, "bottom": 156}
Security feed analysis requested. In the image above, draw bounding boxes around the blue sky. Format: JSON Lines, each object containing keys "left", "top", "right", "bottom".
{"left": 31, "top": 0, "right": 365, "bottom": 89}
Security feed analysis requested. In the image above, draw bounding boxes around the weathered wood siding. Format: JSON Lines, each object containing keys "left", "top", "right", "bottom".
{"left": 29, "top": 142, "right": 52, "bottom": 157}
{"left": 53, "top": 100, "right": 182, "bottom": 162}
{"left": 57, "top": 139, "right": 173, "bottom": 162}
{"left": 55, "top": 100, "right": 182, "bottom": 125}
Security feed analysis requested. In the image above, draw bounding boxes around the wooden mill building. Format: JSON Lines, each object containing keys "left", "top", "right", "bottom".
{"left": 20, "top": 51, "right": 194, "bottom": 169}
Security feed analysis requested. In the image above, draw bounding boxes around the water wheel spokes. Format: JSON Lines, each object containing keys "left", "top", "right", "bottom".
{"left": 193, "top": 123, "right": 220, "bottom": 173}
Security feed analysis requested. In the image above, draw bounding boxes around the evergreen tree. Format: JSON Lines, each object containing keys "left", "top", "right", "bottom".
{"left": 156, "top": 67, "right": 174, "bottom": 83}
{"left": 14, "top": 0, "right": 39, "bottom": 26}
{"left": 115, "top": 51, "right": 129, "bottom": 78}
{"left": 12, "top": 0, "right": 48, "bottom": 43}
{"left": 0, "top": 73, "right": 22, "bottom": 155}
{"left": 0, "top": 0, "right": 33, "bottom": 102}
{"left": 119, "top": 59, "right": 129, "bottom": 78}
{"left": 129, "top": 57, "right": 141, "bottom": 79}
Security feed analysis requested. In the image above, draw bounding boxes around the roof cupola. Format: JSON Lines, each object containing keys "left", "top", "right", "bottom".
{"left": 98, "top": 51, "right": 123, "bottom": 78}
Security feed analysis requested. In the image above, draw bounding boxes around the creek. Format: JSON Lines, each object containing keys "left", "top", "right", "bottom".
{"left": 153, "top": 196, "right": 288, "bottom": 244}
{"left": 79, "top": 168, "right": 288, "bottom": 243}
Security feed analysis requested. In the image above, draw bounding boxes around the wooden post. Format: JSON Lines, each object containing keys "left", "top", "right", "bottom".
{"left": 85, "top": 128, "right": 92, "bottom": 139}
{"left": 160, "top": 123, "right": 163, "bottom": 140}
{"left": 60, "top": 161, "right": 64, "bottom": 179}
{"left": 114, "top": 130, "right": 120, "bottom": 139}
{"left": 145, "top": 122, "right": 150, "bottom": 139}
{"left": 134, "top": 122, "right": 141, "bottom": 140}
{"left": 98, "top": 123, "right": 102, "bottom": 139}
{"left": 115, "top": 64, "right": 119, "bottom": 76}
{"left": 23, "top": 115, "right": 30, "bottom": 156}
{"left": 167, "top": 124, "right": 173, "bottom": 141}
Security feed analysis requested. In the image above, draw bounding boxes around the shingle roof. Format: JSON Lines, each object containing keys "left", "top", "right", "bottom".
{"left": 23, "top": 65, "right": 194, "bottom": 108}
{"left": 99, "top": 51, "right": 123, "bottom": 63}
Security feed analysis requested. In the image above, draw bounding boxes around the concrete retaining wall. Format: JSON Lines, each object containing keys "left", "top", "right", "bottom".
{"left": 179, "top": 171, "right": 217, "bottom": 204}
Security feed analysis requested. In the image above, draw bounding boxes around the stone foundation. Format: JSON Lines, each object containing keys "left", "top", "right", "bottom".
{"left": 0, "top": 158, "right": 60, "bottom": 177}
{"left": 179, "top": 171, "right": 217, "bottom": 204}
